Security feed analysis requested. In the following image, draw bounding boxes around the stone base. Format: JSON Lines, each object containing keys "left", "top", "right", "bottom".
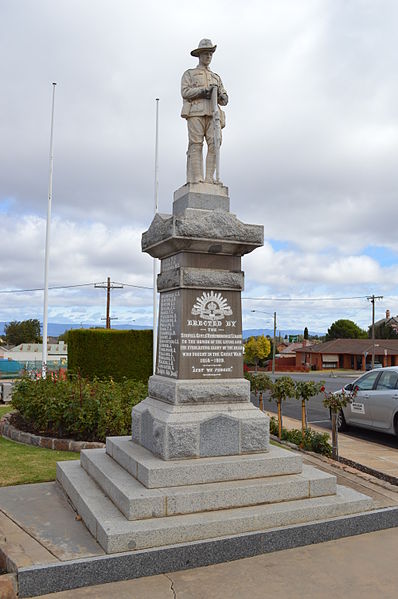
{"left": 148, "top": 375, "right": 250, "bottom": 405}
{"left": 106, "top": 437, "right": 301, "bottom": 488}
{"left": 173, "top": 182, "right": 230, "bottom": 217}
{"left": 131, "top": 397, "right": 270, "bottom": 460}
{"left": 56, "top": 439, "right": 373, "bottom": 555}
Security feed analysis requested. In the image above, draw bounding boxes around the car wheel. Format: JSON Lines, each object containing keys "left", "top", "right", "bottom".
{"left": 394, "top": 414, "right": 398, "bottom": 437}
{"left": 337, "top": 410, "right": 348, "bottom": 432}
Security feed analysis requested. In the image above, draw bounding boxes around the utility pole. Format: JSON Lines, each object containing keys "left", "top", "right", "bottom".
{"left": 94, "top": 278, "right": 123, "bottom": 329}
{"left": 367, "top": 294, "right": 383, "bottom": 368}
{"left": 272, "top": 311, "right": 277, "bottom": 375}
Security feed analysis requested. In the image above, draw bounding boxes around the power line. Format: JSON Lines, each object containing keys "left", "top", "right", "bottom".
{"left": 242, "top": 295, "right": 370, "bottom": 302}
{"left": 116, "top": 282, "right": 153, "bottom": 290}
{"left": 0, "top": 282, "right": 97, "bottom": 294}
{"left": 0, "top": 281, "right": 153, "bottom": 294}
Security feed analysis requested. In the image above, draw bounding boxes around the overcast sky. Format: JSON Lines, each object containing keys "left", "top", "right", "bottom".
{"left": 1, "top": 0, "right": 398, "bottom": 334}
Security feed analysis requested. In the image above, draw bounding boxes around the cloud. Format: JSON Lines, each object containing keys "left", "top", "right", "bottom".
{"left": 0, "top": 214, "right": 154, "bottom": 324}
{"left": 1, "top": 0, "right": 398, "bottom": 331}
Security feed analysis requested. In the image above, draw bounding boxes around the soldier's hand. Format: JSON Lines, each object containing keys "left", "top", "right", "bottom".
{"left": 198, "top": 87, "right": 210, "bottom": 99}
{"left": 204, "top": 87, "right": 213, "bottom": 99}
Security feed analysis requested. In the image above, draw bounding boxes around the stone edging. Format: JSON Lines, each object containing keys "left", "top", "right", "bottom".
{"left": 0, "top": 412, "right": 105, "bottom": 452}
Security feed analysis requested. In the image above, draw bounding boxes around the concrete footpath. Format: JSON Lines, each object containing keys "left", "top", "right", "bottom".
{"left": 275, "top": 412, "right": 398, "bottom": 480}
{"left": 33, "top": 528, "right": 398, "bottom": 598}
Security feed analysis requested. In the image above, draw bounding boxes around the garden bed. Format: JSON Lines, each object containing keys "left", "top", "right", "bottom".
{"left": 0, "top": 412, "right": 104, "bottom": 452}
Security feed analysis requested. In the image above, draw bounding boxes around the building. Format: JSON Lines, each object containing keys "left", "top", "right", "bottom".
{"left": 295, "top": 338, "right": 398, "bottom": 371}
{"left": 373, "top": 309, "right": 398, "bottom": 337}
{"left": 0, "top": 345, "right": 10, "bottom": 360}
{"left": 6, "top": 342, "right": 68, "bottom": 366}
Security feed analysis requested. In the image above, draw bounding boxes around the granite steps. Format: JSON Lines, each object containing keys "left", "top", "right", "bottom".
{"left": 57, "top": 436, "right": 372, "bottom": 554}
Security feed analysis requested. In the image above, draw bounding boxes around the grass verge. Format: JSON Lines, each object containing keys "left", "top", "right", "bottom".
{"left": 0, "top": 435, "right": 78, "bottom": 487}
{"left": 0, "top": 405, "right": 12, "bottom": 418}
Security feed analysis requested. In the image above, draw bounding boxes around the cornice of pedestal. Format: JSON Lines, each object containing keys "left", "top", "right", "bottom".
{"left": 142, "top": 209, "right": 264, "bottom": 259}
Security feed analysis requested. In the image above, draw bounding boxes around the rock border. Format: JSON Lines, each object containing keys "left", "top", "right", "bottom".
{"left": 0, "top": 412, "right": 105, "bottom": 452}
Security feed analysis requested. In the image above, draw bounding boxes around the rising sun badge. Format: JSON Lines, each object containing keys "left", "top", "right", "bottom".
{"left": 191, "top": 291, "right": 233, "bottom": 320}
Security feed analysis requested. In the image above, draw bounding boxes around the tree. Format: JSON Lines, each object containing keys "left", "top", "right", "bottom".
{"left": 294, "top": 380, "right": 324, "bottom": 434}
{"left": 322, "top": 387, "right": 354, "bottom": 460}
{"left": 269, "top": 376, "right": 296, "bottom": 439}
{"left": 245, "top": 372, "right": 272, "bottom": 411}
{"left": 325, "top": 319, "right": 367, "bottom": 341}
{"left": 244, "top": 335, "right": 271, "bottom": 370}
{"left": 4, "top": 319, "right": 41, "bottom": 346}
{"left": 303, "top": 327, "right": 309, "bottom": 340}
{"left": 370, "top": 321, "right": 398, "bottom": 339}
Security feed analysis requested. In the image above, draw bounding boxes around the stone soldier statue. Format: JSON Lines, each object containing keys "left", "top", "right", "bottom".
{"left": 181, "top": 39, "right": 229, "bottom": 184}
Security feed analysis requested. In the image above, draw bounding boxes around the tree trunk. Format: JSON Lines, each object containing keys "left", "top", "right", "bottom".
{"left": 301, "top": 399, "right": 307, "bottom": 433}
{"left": 277, "top": 400, "right": 282, "bottom": 439}
{"left": 259, "top": 391, "right": 263, "bottom": 411}
{"left": 331, "top": 412, "right": 338, "bottom": 460}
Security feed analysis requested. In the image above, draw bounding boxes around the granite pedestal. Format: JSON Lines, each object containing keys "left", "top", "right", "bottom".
{"left": 134, "top": 182, "right": 269, "bottom": 460}
{"left": 57, "top": 183, "right": 373, "bottom": 558}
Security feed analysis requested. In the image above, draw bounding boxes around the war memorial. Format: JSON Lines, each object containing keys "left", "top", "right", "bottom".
{"left": 57, "top": 35, "right": 372, "bottom": 559}
{"left": 4, "top": 40, "right": 398, "bottom": 598}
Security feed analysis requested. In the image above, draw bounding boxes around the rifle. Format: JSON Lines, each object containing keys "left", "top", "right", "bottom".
{"left": 211, "top": 85, "right": 221, "bottom": 183}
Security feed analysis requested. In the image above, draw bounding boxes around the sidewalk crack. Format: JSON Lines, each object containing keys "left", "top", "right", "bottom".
{"left": 164, "top": 573, "right": 177, "bottom": 598}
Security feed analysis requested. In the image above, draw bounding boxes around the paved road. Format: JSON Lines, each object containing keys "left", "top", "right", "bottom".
{"left": 251, "top": 371, "right": 398, "bottom": 449}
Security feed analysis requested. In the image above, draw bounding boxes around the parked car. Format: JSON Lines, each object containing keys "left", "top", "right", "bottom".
{"left": 334, "top": 366, "right": 398, "bottom": 436}
{"left": 365, "top": 361, "right": 382, "bottom": 371}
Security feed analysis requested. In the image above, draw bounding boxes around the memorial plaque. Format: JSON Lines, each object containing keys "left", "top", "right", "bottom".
{"left": 156, "top": 288, "right": 243, "bottom": 380}
{"left": 156, "top": 290, "right": 180, "bottom": 378}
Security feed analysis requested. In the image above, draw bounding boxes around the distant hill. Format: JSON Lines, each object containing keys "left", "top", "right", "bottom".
{"left": 0, "top": 322, "right": 151, "bottom": 337}
{"left": 242, "top": 328, "right": 324, "bottom": 339}
{"left": 0, "top": 322, "right": 325, "bottom": 339}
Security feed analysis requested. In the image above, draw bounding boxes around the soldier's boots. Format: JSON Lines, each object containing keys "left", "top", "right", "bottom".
{"left": 187, "top": 144, "right": 204, "bottom": 183}
{"left": 205, "top": 150, "right": 216, "bottom": 183}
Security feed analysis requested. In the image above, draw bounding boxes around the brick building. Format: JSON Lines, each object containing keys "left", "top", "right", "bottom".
{"left": 295, "top": 338, "right": 398, "bottom": 371}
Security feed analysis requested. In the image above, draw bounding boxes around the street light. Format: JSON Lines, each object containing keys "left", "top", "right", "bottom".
{"left": 251, "top": 309, "right": 277, "bottom": 375}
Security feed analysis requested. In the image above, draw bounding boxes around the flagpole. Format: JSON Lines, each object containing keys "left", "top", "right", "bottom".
{"left": 42, "top": 82, "right": 57, "bottom": 378}
{"left": 152, "top": 98, "right": 159, "bottom": 374}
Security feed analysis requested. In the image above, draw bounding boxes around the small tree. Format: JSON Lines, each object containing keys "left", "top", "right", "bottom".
{"left": 294, "top": 380, "right": 324, "bottom": 435}
{"left": 244, "top": 335, "right": 271, "bottom": 371}
{"left": 322, "top": 388, "right": 354, "bottom": 460}
{"left": 269, "top": 376, "right": 296, "bottom": 439}
{"left": 245, "top": 372, "right": 272, "bottom": 411}
{"left": 303, "top": 327, "right": 309, "bottom": 340}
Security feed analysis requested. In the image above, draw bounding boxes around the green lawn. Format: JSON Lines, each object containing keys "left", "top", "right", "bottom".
{"left": 0, "top": 404, "right": 12, "bottom": 418}
{"left": 0, "top": 432, "right": 78, "bottom": 487}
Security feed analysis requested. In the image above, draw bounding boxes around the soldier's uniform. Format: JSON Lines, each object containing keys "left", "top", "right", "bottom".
{"left": 181, "top": 40, "right": 228, "bottom": 183}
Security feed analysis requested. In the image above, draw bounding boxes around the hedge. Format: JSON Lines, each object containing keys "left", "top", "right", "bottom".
{"left": 67, "top": 329, "right": 153, "bottom": 382}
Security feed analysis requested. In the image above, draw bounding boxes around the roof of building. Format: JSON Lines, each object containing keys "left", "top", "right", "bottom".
{"left": 9, "top": 342, "right": 67, "bottom": 354}
{"left": 296, "top": 338, "right": 398, "bottom": 355}
{"left": 374, "top": 315, "right": 398, "bottom": 328}
{"left": 279, "top": 341, "right": 314, "bottom": 355}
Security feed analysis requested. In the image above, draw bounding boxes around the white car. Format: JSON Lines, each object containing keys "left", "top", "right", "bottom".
{"left": 336, "top": 366, "right": 398, "bottom": 437}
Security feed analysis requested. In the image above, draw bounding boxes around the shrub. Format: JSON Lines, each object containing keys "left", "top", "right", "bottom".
{"left": 269, "top": 416, "right": 332, "bottom": 457}
{"left": 12, "top": 374, "right": 147, "bottom": 442}
{"left": 67, "top": 328, "right": 152, "bottom": 382}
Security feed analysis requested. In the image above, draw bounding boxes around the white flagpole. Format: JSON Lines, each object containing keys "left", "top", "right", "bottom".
{"left": 42, "top": 82, "right": 57, "bottom": 378}
{"left": 152, "top": 98, "right": 159, "bottom": 374}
